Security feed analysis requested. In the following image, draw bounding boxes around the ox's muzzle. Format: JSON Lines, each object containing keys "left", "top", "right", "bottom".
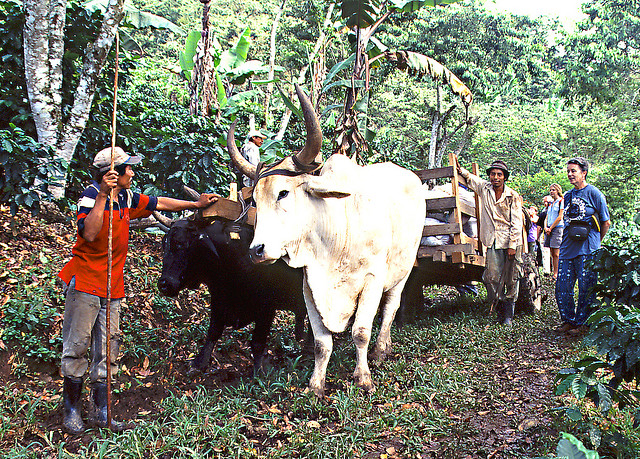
{"left": 157, "top": 276, "right": 181, "bottom": 297}
{"left": 249, "top": 244, "right": 267, "bottom": 264}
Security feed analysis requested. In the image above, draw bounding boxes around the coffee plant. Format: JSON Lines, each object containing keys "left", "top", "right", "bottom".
{"left": 555, "top": 220, "right": 640, "bottom": 455}
{"left": 0, "top": 125, "right": 64, "bottom": 215}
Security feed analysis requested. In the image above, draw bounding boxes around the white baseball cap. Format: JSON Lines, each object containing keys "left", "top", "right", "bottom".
{"left": 93, "top": 146, "right": 143, "bottom": 172}
{"left": 247, "top": 130, "right": 267, "bottom": 140}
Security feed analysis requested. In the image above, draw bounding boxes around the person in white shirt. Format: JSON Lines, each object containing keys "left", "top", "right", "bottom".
{"left": 240, "top": 130, "right": 267, "bottom": 187}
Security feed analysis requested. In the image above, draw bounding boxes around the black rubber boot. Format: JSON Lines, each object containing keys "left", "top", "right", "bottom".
{"left": 91, "top": 383, "right": 125, "bottom": 431}
{"left": 495, "top": 300, "right": 504, "bottom": 324}
{"left": 502, "top": 300, "right": 515, "bottom": 326}
{"left": 62, "top": 376, "right": 85, "bottom": 434}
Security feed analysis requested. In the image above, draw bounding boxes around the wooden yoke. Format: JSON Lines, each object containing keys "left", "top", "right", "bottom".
{"left": 202, "top": 185, "right": 256, "bottom": 225}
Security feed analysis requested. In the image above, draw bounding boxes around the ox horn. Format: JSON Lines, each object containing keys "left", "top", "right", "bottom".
{"left": 226, "top": 120, "right": 257, "bottom": 180}
{"left": 152, "top": 211, "right": 173, "bottom": 229}
{"left": 183, "top": 185, "right": 200, "bottom": 201}
{"left": 294, "top": 83, "right": 322, "bottom": 166}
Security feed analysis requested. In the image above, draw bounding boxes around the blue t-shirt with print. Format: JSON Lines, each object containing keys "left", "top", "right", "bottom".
{"left": 546, "top": 198, "right": 564, "bottom": 228}
{"left": 560, "top": 184, "right": 610, "bottom": 260}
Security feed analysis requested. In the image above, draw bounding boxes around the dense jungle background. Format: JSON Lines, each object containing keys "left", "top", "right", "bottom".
{"left": 1, "top": 0, "right": 640, "bottom": 457}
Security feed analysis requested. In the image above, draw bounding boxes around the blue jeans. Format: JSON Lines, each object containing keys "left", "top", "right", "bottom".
{"left": 555, "top": 254, "right": 597, "bottom": 326}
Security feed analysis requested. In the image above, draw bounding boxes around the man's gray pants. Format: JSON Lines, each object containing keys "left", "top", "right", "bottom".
{"left": 483, "top": 244, "right": 522, "bottom": 303}
{"left": 61, "top": 277, "right": 122, "bottom": 384}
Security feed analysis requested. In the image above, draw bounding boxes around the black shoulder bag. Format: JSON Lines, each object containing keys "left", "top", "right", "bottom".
{"left": 567, "top": 220, "right": 591, "bottom": 241}
{"left": 565, "top": 190, "right": 597, "bottom": 242}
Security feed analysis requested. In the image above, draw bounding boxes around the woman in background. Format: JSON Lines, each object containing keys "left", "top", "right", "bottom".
{"left": 545, "top": 183, "right": 564, "bottom": 280}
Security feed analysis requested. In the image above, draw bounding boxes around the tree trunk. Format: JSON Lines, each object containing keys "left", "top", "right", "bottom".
{"left": 428, "top": 111, "right": 439, "bottom": 169}
{"left": 23, "top": 0, "right": 126, "bottom": 199}
{"left": 265, "top": 0, "right": 287, "bottom": 128}
{"left": 23, "top": 0, "right": 65, "bottom": 150}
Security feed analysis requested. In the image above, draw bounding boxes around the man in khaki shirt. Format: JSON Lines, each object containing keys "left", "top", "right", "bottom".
{"left": 456, "top": 159, "right": 523, "bottom": 325}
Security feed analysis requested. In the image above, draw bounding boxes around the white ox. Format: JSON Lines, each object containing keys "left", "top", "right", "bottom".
{"left": 228, "top": 85, "right": 425, "bottom": 397}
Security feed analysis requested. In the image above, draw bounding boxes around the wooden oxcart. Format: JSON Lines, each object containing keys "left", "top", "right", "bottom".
{"left": 400, "top": 152, "right": 542, "bottom": 320}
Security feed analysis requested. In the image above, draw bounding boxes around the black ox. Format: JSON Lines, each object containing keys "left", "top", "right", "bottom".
{"left": 157, "top": 217, "right": 306, "bottom": 373}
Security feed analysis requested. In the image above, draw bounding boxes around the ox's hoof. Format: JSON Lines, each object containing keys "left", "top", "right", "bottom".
{"left": 187, "top": 366, "right": 203, "bottom": 377}
{"left": 353, "top": 372, "right": 375, "bottom": 393}
{"left": 188, "top": 360, "right": 210, "bottom": 376}
{"left": 371, "top": 345, "right": 391, "bottom": 362}
{"left": 305, "top": 385, "right": 325, "bottom": 399}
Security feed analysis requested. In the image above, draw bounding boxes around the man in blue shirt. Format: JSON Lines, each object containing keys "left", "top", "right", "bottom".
{"left": 555, "top": 157, "right": 611, "bottom": 335}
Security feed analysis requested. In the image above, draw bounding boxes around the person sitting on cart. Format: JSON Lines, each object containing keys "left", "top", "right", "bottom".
{"left": 456, "top": 159, "right": 523, "bottom": 325}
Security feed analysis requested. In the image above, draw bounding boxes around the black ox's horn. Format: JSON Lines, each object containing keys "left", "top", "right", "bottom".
{"left": 152, "top": 211, "right": 173, "bottom": 229}
{"left": 226, "top": 84, "right": 322, "bottom": 176}
{"left": 183, "top": 185, "right": 200, "bottom": 201}
{"left": 294, "top": 83, "right": 322, "bottom": 166}
{"left": 227, "top": 121, "right": 257, "bottom": 180}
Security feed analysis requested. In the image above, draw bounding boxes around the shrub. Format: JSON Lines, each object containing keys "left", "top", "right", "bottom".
{"left": 0, "top": 125, "right": 64, "bottom": 215}
{"left": 0, "top": 286, "right": 62, "bottom": 363}
{"left": 555, "top": 222, "right": 640, "bottom": 456}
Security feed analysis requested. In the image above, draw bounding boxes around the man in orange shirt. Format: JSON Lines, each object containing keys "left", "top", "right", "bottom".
{"left": 58, "top": 147, "right": 216, "bottom": 433}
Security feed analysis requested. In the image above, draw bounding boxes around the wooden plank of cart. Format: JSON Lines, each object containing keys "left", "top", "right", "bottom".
{"left": 400, "top": 152, "right": 531, "bottom": 319}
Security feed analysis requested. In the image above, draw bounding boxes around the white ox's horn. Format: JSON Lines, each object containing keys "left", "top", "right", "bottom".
{"left": 294, "top": 83, "right": 322, "bottom": 166}
{"left": 227, "top": 120, "right": 257, "bottom": 180}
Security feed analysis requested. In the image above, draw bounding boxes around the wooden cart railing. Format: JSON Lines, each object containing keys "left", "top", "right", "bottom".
{"left": 413, "top": 152, "right": 485, "bottom": 269}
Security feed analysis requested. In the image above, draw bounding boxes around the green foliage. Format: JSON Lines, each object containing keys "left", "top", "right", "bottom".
{"left": 0, "top": 0, "right": 33, "bottom": 136}
{"left": 591, "top": 240, "right": 640, "bottom": 310}
{"left": 1, "top": 296, "right": 61, "bottom": 362}
{"left": 78, "top": 82, "right": 234, "bottom": 198}
{"left": 605, "top": 219, "right": 640, "bottom": 249}
{"left": 591, "top": 145, "right": 640, "bottom": 222}
{"left": 465, "top": 102, "right": 567, "bottom": 177}
{"left": 557, "top": 432, "right": 600, "bottom": 459}
{"left": 178, "top": 30, "right": 201, "bottom": 81}
{"left": 557, "top": 0, "right": 640, "bottom": 107}
{"left": 368, "top": 72, "right": 467, "bottom": 169}
{"left": 555, "top": 232, "right": 640, "bottom": 455}
{"left": 212, "top": 26, "right": 274, "bottom": 88}
{"left": 0, "top": 268, "right": 63, "bottom": 363}
{"left": 85, "top": 0, "right": 185, "bottom": 35}
{"left": 378, "top": 1, "right": 558, "bottom": 104}
{"left": 145, "top": 120, "right": 234, "bottom": 196}
{"left": 510, "top": 169, "right": 571, "bottom": 207}
{"left": 0, "top": 125, "right": 64, "bottom": 215}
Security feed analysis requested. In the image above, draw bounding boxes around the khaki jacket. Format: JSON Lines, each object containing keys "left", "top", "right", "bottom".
{"left": 460, "top": 168, "right": 523, "bottom": 250}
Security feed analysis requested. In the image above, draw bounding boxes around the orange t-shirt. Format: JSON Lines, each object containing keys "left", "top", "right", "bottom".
{"left": 58, "top": 183, "right": 158, "bottom": 298}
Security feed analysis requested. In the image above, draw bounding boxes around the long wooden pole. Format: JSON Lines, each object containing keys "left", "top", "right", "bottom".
{"left": 106, "top": 30, "right": 120, "bottom": 429}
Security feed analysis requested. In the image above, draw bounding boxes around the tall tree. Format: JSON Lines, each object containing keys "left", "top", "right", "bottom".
{"left": 328, "top": 0, "right": 468, "bottom": 161}
{"left": 378, "top": 0, "right": 558, "bottom": 104}
{"left": 557, "top": 0, "right": 640, "bottom": 107}
{"left": 23, "top": 0, "right": 125, "bottom": 198}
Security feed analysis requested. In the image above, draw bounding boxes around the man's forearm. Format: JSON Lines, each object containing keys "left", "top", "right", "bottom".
{"left": 600, "top": 220, "right": 611, "bottom": 241}
{"left": 156, "top": 197, "right": 199, "bottom": 212}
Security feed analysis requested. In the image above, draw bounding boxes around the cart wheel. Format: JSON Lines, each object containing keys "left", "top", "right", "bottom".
{"left": 516, "top": 252, "right": 542, "bottom": 314}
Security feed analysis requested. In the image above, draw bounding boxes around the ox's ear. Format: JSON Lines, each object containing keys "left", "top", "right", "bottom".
{"left": 302, "top": 176, "right": 351, "bottom": 199}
